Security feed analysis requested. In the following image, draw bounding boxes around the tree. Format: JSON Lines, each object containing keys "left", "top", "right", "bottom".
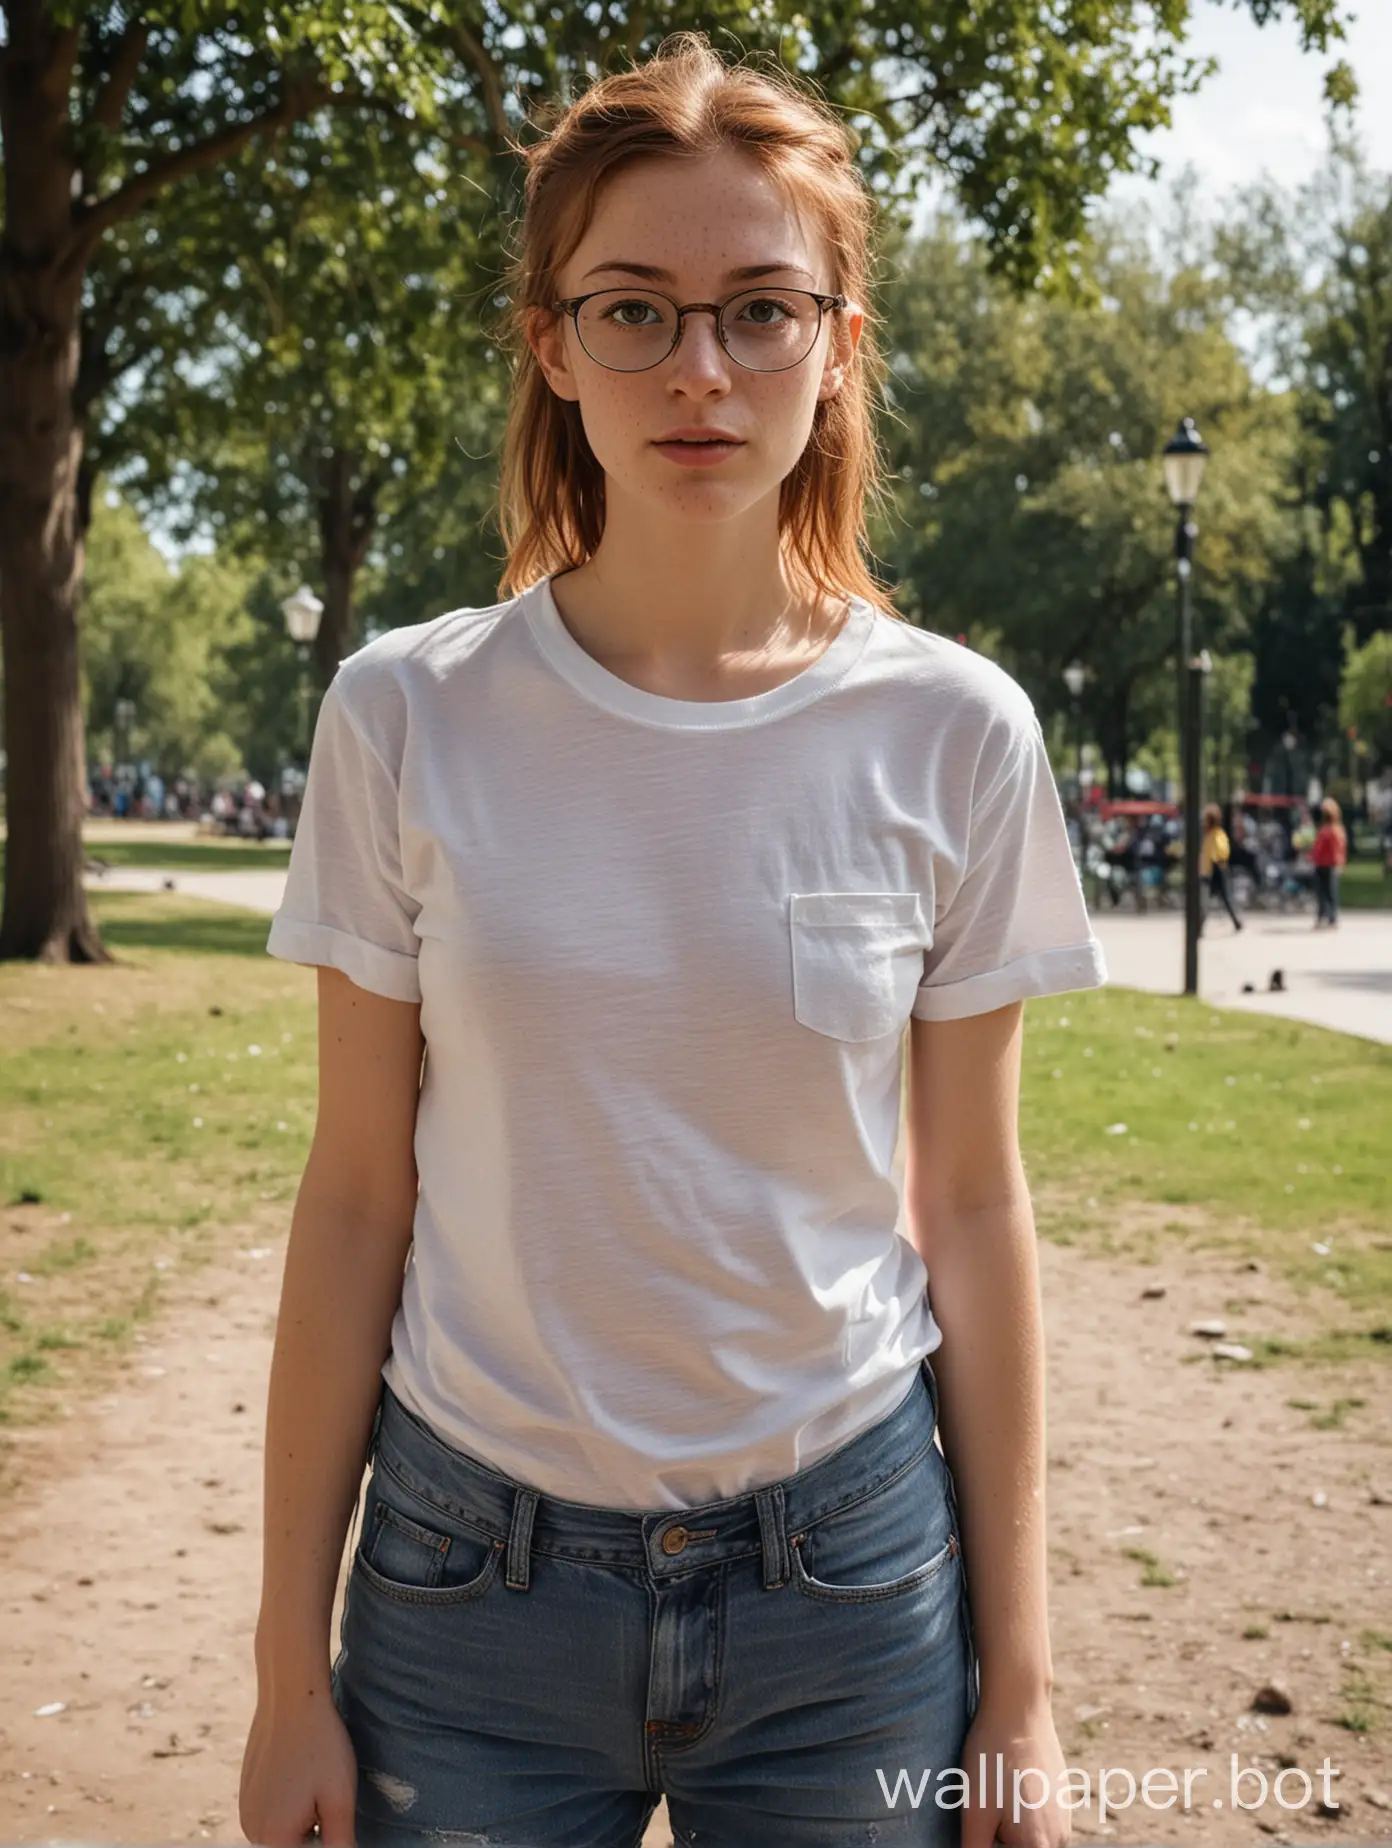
{"left": 1339, "top": 627, "right": 1392, "bottom": 768}
{"left": 1217, "top": 150, "right": 1392, "bottom": 646}
{"left": 875, "top": 212, "right": 1297, "bottom": 791}
{"left": 0, "top": 0, "right": 1358, "bottom": 962}
{"left": 80, "top": 492, "right": 262, "bottom": 783}
{"left": 0, "top": 2, "right": 457, "bottom": 961}
{"left": 113, "top": 107, "right": 507, "bottom": 682}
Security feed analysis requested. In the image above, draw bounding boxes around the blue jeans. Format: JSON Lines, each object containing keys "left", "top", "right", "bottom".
{"left": 1315, "top": 864, "right": 1340, "bottom": 923}
{"left": 332, "top": 1359, "right": 980, "bottom": 1846}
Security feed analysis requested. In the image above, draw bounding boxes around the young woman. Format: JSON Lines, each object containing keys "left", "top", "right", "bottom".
{"left": 1312, "top": 796, "right": 1348, "bottom": 927}
{"left": 241, "top": 36, "right": 1105, "bottom": 1848}
{"left": 1198, "top": 802, "right": 1242, "bottom": 933}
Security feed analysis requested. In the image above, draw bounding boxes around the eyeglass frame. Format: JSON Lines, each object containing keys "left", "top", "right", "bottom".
{"left": 548, "top": 286, "right": 851, "bottom": 373}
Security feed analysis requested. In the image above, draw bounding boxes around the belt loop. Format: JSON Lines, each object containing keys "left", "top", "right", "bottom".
{"left": 505, "top": 1487, "right": 539, "bottom": 1591}
{"left": 367, "top": 1386, "right": 384, "bottom": 1466}
{"left": 754, "top": 1483, "right": 790, "bottom": 1589}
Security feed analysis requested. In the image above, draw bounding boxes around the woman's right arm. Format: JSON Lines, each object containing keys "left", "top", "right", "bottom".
{"left": 241, "top": 966, "right": 424, "bottom": 1844}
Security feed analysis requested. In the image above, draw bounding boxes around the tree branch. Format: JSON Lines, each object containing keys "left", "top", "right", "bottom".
{"left": 61, "top": 78, "right": 405, "bottom": 279}
{"left": 88, "top": 18, "right": 151, "bottom": 134}
{"left": 444, "top": 21, "right": 509, "bottom": 148}
{"left": 444, "top": 127, "right": 492, "bottom": 160}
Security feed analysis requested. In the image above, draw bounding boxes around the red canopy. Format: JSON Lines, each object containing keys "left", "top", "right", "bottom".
{"left": 1099, "top": 800, "right": 1180, "bottom": 821}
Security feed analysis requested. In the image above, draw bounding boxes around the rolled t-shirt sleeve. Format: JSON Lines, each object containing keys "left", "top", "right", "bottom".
{"left": 266, "top": 671, "right": 422, "bottom": 1002}
{"left": 912, "top": 699, "right": 1106, "bottom": 1022}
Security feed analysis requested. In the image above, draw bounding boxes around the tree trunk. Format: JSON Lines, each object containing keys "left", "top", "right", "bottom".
{"left": 314, "top": 448, "right": 378, "bottom": 684}
{"left": 1097, "top": 680, "right": 1132, "bottom": 798}
{"left": 0, "top": 16, "right": 110, "bottom": 963}
{"left": 1358, "top": 325, "right": 1392, "bottom": 643}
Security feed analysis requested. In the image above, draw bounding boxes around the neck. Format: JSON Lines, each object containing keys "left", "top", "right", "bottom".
{"left": 550, "top": 496, "right": 842, "bottom": 673}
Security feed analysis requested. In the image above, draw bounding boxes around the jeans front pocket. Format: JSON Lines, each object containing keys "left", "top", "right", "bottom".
{"left": 790, "top": 1437, "right": 961, "bottom": 1604}
{"left": 353, "top": 1459, "right": 504, "bottom": 1605}
{"left": 789, "top": 891, "right": 928, "bottom": 1042}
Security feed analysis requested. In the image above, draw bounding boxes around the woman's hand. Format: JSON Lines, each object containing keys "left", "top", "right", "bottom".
{"left": 960, "top": 1690, "right": 1074, "bottom": 1848}
{"left": 240, "top": 1684, "right": 358, "bottom": 1847}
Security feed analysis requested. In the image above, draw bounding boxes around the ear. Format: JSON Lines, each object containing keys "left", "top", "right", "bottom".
{"left": 526, "top": 304, "right": 582, "bottom": 404}
{"left": 817, "top": 299, "right": 863, "bottom": 403}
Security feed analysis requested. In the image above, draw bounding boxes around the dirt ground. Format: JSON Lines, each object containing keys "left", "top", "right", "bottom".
{"left": 2, "top": 1221, "right": 1389, "bottom": 1847}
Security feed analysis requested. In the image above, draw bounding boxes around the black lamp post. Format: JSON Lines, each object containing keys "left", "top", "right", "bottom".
{"left": 1062, "top": 660, "right": 1086, "bottom": 788}
{"left": 1162, "top": 417, "right": 1211, "bottom": 997}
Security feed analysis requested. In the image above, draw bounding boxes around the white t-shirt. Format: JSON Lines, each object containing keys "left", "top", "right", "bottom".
{"left": 266, "top": 573, "right": 1106, "bottom": 1510}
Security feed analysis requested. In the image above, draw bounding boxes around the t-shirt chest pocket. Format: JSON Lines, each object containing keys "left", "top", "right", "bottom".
{"left": 788, "top": 891, "right": 929, "bottom": 1043}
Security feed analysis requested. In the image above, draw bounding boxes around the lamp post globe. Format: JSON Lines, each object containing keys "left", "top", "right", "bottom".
{"left": 1162, "top": 416, "right": 1209, "bottom": 509}
{"left": 281, "top": 586, "right": 324, "bottom": 646}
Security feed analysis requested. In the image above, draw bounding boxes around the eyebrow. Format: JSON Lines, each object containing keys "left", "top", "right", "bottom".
{"left": 579, "top": 260, "right": 816, "bottom": 284}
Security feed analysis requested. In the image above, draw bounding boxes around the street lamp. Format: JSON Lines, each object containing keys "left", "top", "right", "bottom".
{"left": 281, "top": 587, "right": 324, "bottom": 834}
{"left": 1162, "top": 416, "right": 1211, "bottom": 998}
{"left": 114, "top": 695, "right": 136, "bottom": 770}
{"left": 1062, "top": 660, "right": 1088, "bottom": 892}
{"left": 281, "top": 586, "right": 324, "bottom": 760}
{"left": 1062, "top": 660, "right": 1086, "bottom": 784}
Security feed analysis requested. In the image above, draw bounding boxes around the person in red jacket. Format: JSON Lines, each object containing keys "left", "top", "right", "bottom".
{"left": 1312, "top": 797, "right": 1348, "bottom": 927}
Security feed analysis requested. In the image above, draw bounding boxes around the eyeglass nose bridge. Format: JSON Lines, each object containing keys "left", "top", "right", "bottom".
{"left": 669, "top": 301, "right": 728, "bottom": 351}
{"left": 664, "top": 301, "right": 740, "bottom": 365}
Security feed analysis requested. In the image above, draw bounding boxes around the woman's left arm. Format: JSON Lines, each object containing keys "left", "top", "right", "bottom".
{"left": 904, "top": 999, "right": 1073, "bottom": 1848}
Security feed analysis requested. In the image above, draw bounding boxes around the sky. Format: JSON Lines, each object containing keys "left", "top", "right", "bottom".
{"left": 913, "top": 0, "right": 1392, "bottom": 234}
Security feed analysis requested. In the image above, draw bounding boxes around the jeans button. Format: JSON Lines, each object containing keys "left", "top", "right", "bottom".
{"left": 660, "top": 1525, "right": 689, "bottom": 1556}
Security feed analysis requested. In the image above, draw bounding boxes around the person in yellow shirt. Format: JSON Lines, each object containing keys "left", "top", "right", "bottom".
{"left": 1198, "top": 802, "right": 1242, "bottom": 931}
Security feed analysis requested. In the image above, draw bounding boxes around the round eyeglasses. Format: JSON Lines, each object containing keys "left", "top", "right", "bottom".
{"left": 550, "top": 287, "right": 849, "bottom": 374}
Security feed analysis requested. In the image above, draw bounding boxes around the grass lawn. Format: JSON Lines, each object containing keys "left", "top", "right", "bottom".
{"left": 1019, "top": 987, "right": 1391, "bottom": 1360}
{"left": 1, "top": 891, "right": 316, "bottom": 1432}
{"left": 1335, "top": 856, "right": 1392, "bottom": 909}
{"left": 0, "top": 837, "right": 293, "bottom": 876}
{"left": 1, "top": 892, "right": 1389, "bottom": 1436}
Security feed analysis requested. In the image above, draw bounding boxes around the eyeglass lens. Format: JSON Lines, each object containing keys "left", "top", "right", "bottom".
{"left": 574, "top": 289, "right": 824, "bottom": 372}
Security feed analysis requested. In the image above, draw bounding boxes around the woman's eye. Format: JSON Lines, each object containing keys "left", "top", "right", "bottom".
{"left": 740, "top": 297, "right": 793, "bottom": 323}
{"left": 605, "top": 300, "right": 658, "bottom": 325}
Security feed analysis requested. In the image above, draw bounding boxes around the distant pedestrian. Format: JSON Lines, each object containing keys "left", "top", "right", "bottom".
{"left": 1198, "top": 802, "right": 1242, "bottom": 932}
{"left": 1312, "top": 797, "right": 1348, "bottom": 927}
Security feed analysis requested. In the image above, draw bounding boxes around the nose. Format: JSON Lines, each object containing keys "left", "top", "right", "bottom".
{"left": 666, "top": 309, "right": 732, "bottom": 386}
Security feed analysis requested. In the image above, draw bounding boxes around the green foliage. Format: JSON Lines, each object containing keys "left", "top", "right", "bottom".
{"left": 1216, "top": 151, "right": 1392, "bottom": 644}
{"left": 1339, "top": 627, "right": 1392, "bottom": 766}
{"left": 80, "top": 494, "right": 261, "bottom": 781}
{"left": 111, "top": 110, "right": 504, "bottom": 615}
{"left": 873, "top": 204, "right": 1297, "bottom": 784}
{"left": 3, "top": 1, "right": 1369, "bottom": 801}
{"left": 1205, "top": 650, "right": 1257, "bottom": 799}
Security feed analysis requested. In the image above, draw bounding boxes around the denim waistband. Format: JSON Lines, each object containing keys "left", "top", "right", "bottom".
{"left": 361, "top": 1358, "right": 942, "bottom": 1593}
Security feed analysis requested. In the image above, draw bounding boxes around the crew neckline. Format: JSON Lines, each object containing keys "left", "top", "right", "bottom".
{"left": 522, "top": 571, "right": 876, "bottom": 731}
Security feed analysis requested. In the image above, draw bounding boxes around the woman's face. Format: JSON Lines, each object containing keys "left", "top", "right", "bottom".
{"left": 527, "top": 148, "right": 863, "bottom": 528}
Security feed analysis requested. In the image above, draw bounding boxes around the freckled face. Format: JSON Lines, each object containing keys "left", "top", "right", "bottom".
{"left": 528, "top": 148, "right": 861, "bottom": 524}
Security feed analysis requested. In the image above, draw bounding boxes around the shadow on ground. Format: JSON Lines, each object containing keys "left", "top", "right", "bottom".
{"left": 93, "top": 892, "right": 273, "bottom": 958}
